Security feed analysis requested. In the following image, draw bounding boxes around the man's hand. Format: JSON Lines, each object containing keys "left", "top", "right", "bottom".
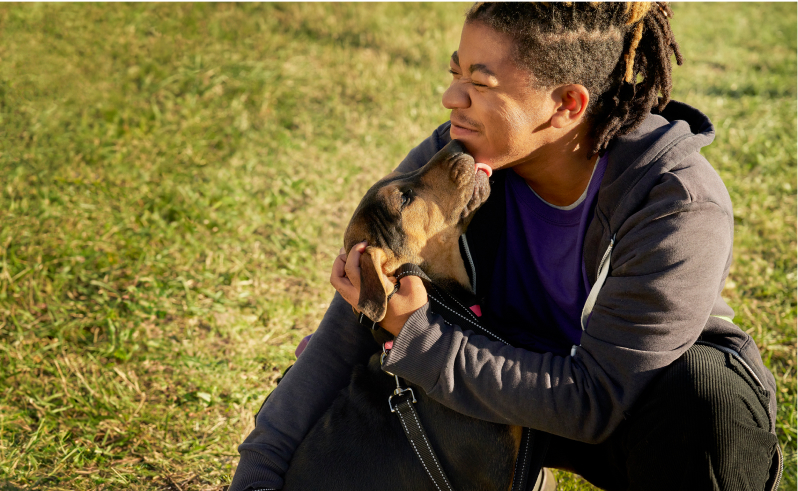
{"left": 330, "top": 242, "right": 427, "bottom": 336}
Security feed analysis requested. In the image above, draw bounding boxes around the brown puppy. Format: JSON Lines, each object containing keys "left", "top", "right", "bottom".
{"left": 282, "top": 140, "right": 522, "bottom": 491}
{"left": 343, "top": 139, "right": 491, "bottom": 323}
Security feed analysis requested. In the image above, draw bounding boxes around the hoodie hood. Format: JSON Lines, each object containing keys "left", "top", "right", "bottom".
{"left": 599, "top": 100, "right": 716, "bottom": 236}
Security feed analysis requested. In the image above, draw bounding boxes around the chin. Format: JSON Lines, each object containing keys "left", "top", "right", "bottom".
{"left": 455, "top": 141, "right": 487, "bottom": 165}
{"left": 471, "top": 151, "right": 505, "bottom": 170}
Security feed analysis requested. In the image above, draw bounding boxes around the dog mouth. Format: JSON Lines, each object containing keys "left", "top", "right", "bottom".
{"left": 462, "top": 162, "right": 492, "bottom": 220}
{"left": 475, "top": 162, "right": 493, "bottom": 178}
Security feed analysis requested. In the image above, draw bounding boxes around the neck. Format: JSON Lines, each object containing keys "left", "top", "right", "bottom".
{"left": 512, "top": 125, "right": 599, "bottom": 207}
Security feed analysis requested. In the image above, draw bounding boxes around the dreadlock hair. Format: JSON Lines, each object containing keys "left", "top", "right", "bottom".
{"left": 466, "top": 2, "right": 683, "bottom": 157}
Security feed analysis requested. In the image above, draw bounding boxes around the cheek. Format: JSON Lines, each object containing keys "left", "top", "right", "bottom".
{"left": 466, "top": 96, "right": 541, "bottom": 165}
{"left": 410, "top": 200, "right": 455, "bottom": 238}
{"left": 401, "top": 204, "right": 430, "bottom": 248}
{"left": 495, "top": 103, "right": 543, "bottom": 151}
{"left": 484, "top": 97, "right": 527, "bottom": 135}
{"left": 475, "top": 108, "right": 526, "bottom": 162}
{"left": 500, "top": 103, "right": 537, "bottom": 136}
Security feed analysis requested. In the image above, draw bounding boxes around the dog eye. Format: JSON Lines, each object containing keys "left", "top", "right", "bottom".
{"left": 400, "top": 190, "right": 413, "bottom": 208}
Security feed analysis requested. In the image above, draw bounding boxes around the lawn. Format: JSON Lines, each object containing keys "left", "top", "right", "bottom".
{"left": 0, "top": 3, "right": 794, "bottom": 490}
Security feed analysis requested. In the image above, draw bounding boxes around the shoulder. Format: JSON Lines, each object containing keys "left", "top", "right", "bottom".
{"left": 664, "top": 153, "right": 733, "bottom": 214}
{"left": 623, "top": 153, "right": 734, "bottom": 252}
{"left": 598, "top": 104, "right": 729, "bottom": 227}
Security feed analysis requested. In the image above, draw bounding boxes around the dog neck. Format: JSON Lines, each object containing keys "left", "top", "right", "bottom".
{"left": 426, "top": 276, "right": 477, "bottom": 306}
{"left": 418, "top": 238, "right": 476, "bottom": 305}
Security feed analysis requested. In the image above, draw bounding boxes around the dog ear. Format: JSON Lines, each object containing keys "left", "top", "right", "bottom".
{"left": 357, "top": 247, "right": 391, "bottom": 322}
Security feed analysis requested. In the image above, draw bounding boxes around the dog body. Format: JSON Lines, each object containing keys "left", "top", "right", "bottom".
{"left": 282, "top": 141, "right": 521, "bottom": 490}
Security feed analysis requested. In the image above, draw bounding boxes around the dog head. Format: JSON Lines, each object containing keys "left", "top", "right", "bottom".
{"left": 343, "top": 139, "right": 492, "bottom": 321}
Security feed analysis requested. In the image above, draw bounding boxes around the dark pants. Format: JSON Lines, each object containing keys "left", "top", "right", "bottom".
{"left": 543, "top": 344, "right": 780, "bottom": 491}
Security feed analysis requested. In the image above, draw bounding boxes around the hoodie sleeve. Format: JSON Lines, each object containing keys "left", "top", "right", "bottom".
{"left": 229, "top": 293, "right": 375, "bottom": 491}
{"left": 381, "top": 169, "right": 734, "bottom": 443}
{"left": 229, "top": 122, "right": 453, "bottom": 491}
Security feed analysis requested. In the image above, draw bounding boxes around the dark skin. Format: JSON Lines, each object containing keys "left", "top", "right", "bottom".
{"left": 331, "top": 21, "right": 596, "bottom": 336}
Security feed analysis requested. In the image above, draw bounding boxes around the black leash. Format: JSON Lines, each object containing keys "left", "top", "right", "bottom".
{"left": 382, "top": 342, "right": 455, "bottom": 491}
{"left": 357, "top": 264, "right": 454, "bottom": 491}
{"left": 357, "top": 263, "right": 547, "bottom": 491}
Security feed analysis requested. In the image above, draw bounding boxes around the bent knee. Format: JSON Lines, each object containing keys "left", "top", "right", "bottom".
{"left": 645, "top": 344, "right": 771, "bottom": 431}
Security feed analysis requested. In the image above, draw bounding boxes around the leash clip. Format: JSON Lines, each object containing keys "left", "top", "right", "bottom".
{"left": 384, "top": 341, "right": 415, "bottom": 411}
{"left": 389, "top": 385, "right": 417, "bottom": 413}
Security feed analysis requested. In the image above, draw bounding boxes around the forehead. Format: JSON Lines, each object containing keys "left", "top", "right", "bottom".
{"left": 454, "top": 22, "right": 520, "bottom": 77}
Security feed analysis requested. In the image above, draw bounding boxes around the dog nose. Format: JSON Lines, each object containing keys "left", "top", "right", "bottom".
{"left": 437, "top": 139, "right": 476, "bottom": 184}
{"left": 424, "top": 139, "right": 475, "bottom": 183}
{"left": 445, "top": 139, "right": 469, "bottom": 158}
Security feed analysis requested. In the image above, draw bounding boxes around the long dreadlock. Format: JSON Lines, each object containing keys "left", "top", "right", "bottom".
{"left": 466, "top": 2, "right": 683, "bottom": 157}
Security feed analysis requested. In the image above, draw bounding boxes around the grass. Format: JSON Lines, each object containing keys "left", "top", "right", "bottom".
{"left": 0, "top": 3, "right": 794, "bottom": 490}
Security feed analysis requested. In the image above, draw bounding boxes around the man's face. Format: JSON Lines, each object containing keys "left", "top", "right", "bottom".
{"left": 442, "top": 21, "right": 556, "bottom": 170}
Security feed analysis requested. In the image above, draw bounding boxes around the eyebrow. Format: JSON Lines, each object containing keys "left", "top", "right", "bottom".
{"left": 450, "top": 51, "right": 496, "bottom": 77}
{"left": 470, "top": 63, "right": 496, "bottom": 77}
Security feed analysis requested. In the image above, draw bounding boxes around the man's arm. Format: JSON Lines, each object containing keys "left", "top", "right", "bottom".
{"left": 382, "top": 192, "right": 733, "bottom": 443}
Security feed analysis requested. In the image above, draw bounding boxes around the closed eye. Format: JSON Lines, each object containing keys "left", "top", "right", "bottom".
{"left": 450, "top": 69, "right": 485, "bottom": 88}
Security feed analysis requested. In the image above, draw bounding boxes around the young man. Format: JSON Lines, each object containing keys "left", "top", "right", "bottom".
{"left": 232, "top": 4, "right": 781, "bottom": 490}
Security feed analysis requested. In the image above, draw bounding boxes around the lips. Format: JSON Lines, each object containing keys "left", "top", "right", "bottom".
{"left": 450, "top": 122, "right": 480, "bottom": 140}
{"left": 450, "top": 113, "right": 482, "bottom": 140}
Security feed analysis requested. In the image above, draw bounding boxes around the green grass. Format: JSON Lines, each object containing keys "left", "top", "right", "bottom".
{"left": 0, "top": 3, "right": 794, "bottom": 490}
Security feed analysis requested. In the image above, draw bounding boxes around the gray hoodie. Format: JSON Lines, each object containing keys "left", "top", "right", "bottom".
{"left": 229, "top": 101, "right": 777, "bottom": 491}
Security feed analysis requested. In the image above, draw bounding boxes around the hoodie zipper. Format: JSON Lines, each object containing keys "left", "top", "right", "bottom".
{"left": 580, "top": 234, "right": 616, "bottom": 331}
{"left": 771, "top": 444, "right": 783, "bottom": 491}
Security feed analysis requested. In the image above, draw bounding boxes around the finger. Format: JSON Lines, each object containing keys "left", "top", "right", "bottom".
{"left": 330, "top": 254, "right": 358, "bottom": 305}
{"left": 331, "top": 252, "right": 348, "bottom": 281}
{"left": 346, "top": 241, "right": 368, "bottom": 267}
{"left": 343, "top": 241, "right": 367, "bottom": 288}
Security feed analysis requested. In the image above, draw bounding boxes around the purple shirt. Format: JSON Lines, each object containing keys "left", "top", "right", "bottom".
{"left": 485, "top": 154, "right": 608, "bottom": 355}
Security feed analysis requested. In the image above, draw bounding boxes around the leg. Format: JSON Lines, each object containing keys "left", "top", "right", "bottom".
{"left": 230, "top": 293, "right": 377, "bottom": 491}
{"left": 545, "top": 344, "right": 779, "bottom": 491}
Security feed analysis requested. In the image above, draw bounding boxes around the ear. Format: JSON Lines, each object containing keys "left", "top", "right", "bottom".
{"left": 357, "top": 247, "right": 392, "bottom": 322}
{"left": 550, "top": 84, "right": 590, "bottom": 129}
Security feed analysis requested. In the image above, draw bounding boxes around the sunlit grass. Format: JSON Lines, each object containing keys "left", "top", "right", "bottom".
{"left": 0, "top": 3, "right": 794, "bottom": 490}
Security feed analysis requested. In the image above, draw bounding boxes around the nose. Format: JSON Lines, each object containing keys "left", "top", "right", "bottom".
{"left": 442, "top": 81, "right": 470, "bottom": 110}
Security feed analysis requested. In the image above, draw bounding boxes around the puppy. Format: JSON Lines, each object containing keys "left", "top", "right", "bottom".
{"left": 282, "top": 140, "right": 521, "bottom": 491}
